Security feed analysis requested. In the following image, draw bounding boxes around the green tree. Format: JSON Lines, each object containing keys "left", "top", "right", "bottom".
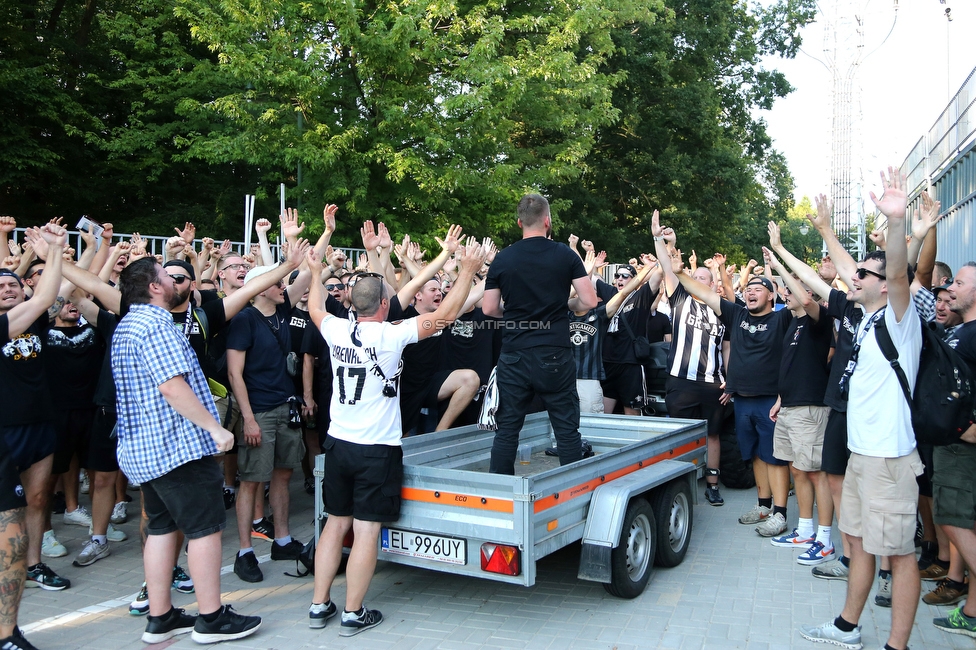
{"left": 551, "top": 0, "right": 816, "bottom": 264}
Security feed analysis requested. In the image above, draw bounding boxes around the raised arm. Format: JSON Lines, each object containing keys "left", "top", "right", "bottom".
{"left": 395, "top": 224, "right": 462, "bottom": 307}
{"left": 910, "top": 190, "right": 942, "bottom": 289}
{"left": 7, "top": 224, "right": 66, "bottom": 335}
{"left": 676, "top": 261, "right": 722, "bottom": 315}
{"left": 417, "top": 240, "right": 486, "bottom": 340}
{"left": 606, "top": 254, "right": 660, "bottom": 318}
{"left": 767, "top": 221, "right": 833, "bottom": 302}
{"left": 808, "top": 194, "right": 858, "bottom": 282}
{"left": 651, "top": 210, "right": 680, "bottom": 297}
{"left": 763, "top": 246, "right": 819, "bottom": 321}
{"left": 254, "top": 218, "right": 275, "bottom": 265}
{"left": 222, "top": 239, "right": 311, "bottom": 320}
{"left": 870, "top": 167, "right": 911, "bottom": 319}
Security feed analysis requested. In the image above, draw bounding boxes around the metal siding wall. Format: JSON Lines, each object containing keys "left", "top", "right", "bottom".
{"left": 931, "top": 146, "right": 976, "bottom": 273}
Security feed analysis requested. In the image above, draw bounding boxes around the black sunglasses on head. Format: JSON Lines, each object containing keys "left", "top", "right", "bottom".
{"left": 855, "top": 268, "right": 886, "bottom": 281}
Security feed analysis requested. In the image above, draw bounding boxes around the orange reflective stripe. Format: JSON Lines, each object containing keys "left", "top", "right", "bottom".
{"left": 532, "top": 438, "right": 705, "bottom": 513}
{"left": 401, "top": 487, "right": 514, "bottom": 513}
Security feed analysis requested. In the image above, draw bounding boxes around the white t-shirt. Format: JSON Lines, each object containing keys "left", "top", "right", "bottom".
{"left": 847, "top": 304, "right": 922, "bottom": 457}
{"left": 320, "top": 316, "right": 419, "bottom": 446}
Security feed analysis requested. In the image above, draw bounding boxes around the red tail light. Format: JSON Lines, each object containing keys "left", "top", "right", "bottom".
{"left": 481, "top": 543, "right": 520, "bottom": 576}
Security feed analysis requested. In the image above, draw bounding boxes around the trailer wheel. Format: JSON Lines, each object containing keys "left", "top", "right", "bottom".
{"left": 604, "top": 498, "right": 656, "bottom": 599}
{"left": 652, "top": 480, "right": 693, "bottom": 567}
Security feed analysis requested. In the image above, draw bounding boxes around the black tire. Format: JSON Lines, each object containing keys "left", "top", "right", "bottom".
{"left": 651, "top": 480, "right": 693, "bottom": 568}
{"left": 719, "top": 408, "right": 755, "bottom": 489}
{"left": 604, "top": 498, "right": 656, "bottom": 599}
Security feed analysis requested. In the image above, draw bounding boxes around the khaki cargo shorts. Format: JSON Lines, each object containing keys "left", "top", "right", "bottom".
{"left": 773, "top": 404, "right": 829, "bottom": 471}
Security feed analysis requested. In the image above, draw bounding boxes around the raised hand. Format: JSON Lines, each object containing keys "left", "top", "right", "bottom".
{"left": 360, "top": 221, "right": 381, "bottom": 250}
{"left": 650, "top": 209, "right": 664, "bottom": 238}
{"left": 0, "top": 216, "right": 15, "bottom": 233}
{"left": 100, "top": 222, "right": 114, "bottom": 241}
{"left": 62, "top": 246, "right": 76, "bottom": 262}
{"left": 581, "top": 239, "right": 594, "bottom": 254}
{"left": 201, "top": 237, "right": 214, "bottom": 254}
{"left": 869, "top": 229, "right": 886, "bottom": 250}
{"left": 661, "top": 227, "right": 676, "bottom": 245}
{"left": 767, "top": 221, "right": 782, "bottom": 249}
{"left": 215, "top": 239, "right": 231, "bottom": 259}
{"left": 568, "top": 234, "right": 579, "bottom": 250}
{"left": 819, "top": 256, "right": 837, "bottom": 283}
{"left": 869, "top": 167, "right": 908, "bottom": 221}
{"left": 911, "top": 190, "right": 942, "bottom": 241}
{"left": 1, "top": 255, "right": 20, "bottom": 270}
{"left": 7, "top": 240, "right": 21, "bottom": 256}
{"left": 761, "top": 246, "right": 781, "bottom": 271}
{"left": 328, "top": 248, "right": 347, "bottom": 270}
{"left": 130, "top": 232, "right": 144, "bottom": 249}
{"left": 357, "top": 252, "right": 369, "bottom": 270}
{"left": 712, "top": 252, "right": 726, "bottom": 266}
{"left": 703, "top": 257, "right": 717, "bottom": 270}
{"left": 174, "top": 222, "right": 196, "bottom": 243}
{"left": 323, "top": 204, "right": 338, "bottom": 235}
{"left": 753, "top": 265, "right": 764, "bottom": 275}
{"left": 807, "top": 194, "right": 831, "bottom": 232}
{"left": 255, "top": 218, "right": 272, "bottom": 235}
{"left": 594, "top": 250, "right": 608, "bottom": 270}
{"left": 166, "top": 236, "right": 186, "bottom": 259}
{"left": 435, "top": 224, "right": 463, "bottom": 254}
{"left": 458, "top": 238, "right": 486, "bottom": 273}
{"left": 410, "top": 242, "right": 424, "bottom": 263}
{"left": 689, "top": 250, "right": 698, "bottom": 268}
{"left": 287, "top": 238, "right": 310, "bottom": 266}
{"left": 80, "top": 223, "right": 96, "bottom": 249}
{"left": 305, "top": 246, "right": 324, "bottom": 275}
{"left": 183, "top": 244, "right": 197, "bottom": 262}
{"left": 482, "top": 237, "right": 497, "bottom": 263}
{"left": 41, "top": 222, "right": 68, "bottom": 248}
{"left": 377, "top": 222, "right": 393, "bottom": 251}
{"left": 280, "top": 207, "right": 306, "bottom": 241}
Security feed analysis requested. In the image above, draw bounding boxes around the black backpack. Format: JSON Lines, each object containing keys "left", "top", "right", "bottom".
{"left": 874, "top": 313, "right": 975, "bottom": 446}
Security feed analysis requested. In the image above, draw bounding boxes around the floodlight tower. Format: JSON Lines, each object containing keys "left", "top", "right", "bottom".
{"left": 819, "top": 0, "right": 898, "bottom": 259}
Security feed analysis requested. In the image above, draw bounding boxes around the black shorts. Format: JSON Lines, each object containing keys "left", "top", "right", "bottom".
{"left": 321, "top": 435, "right": 402, "bottom": 523}
{"left": 0, "top": 447, "right": 27, "bottom": 512}
{"left": 52, "top": 407, "right": 96, "bottom": 474}
{"left": 916, "top": 442, "right": 935, "bottom": 498}
{"left": 601, "top": 363, "right": 647, "bottom": 409}
{"left": 665, "top": 376, "right": 726, "bottom": 436}
{"left": 87, "top": 407, "right": 119, "bottom": 473}
{"left": 3, "top": 421, "right": 56, "bottom": 472}
{"left": 820, "top": 409, "right": 850, "bottom": 476}
{"left": 141, "top": 457, "right": 226, "bottom": 539}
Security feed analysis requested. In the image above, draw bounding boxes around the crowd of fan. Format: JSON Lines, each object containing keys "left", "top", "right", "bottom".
{"left": 2, "top": 166, "right": 976, "bottom": 649}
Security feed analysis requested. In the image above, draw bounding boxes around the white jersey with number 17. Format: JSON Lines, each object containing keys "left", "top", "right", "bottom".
{"left": 320, "top": 316, "right": 418, "bottom": 446}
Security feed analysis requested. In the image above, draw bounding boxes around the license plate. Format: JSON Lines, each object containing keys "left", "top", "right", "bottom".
{"left": 381, "top": 527, "right": 466, "bottom": 565}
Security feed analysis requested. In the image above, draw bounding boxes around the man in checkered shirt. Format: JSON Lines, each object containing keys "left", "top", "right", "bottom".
{"left": 113, "top": 258, "right": 261, "bottom": 645}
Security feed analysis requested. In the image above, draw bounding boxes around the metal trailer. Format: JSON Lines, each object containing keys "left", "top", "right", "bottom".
{"left": 314, "top": 412, "right": 707, "bottom": 598}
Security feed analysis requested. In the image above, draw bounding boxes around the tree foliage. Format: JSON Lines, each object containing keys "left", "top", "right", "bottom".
{"left": 0, "top": 0, "right": 816, "bottom": 259}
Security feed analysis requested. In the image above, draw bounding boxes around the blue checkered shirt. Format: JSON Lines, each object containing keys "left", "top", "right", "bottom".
{"left": 112, "top": 303, "right": 219, "bottom": 483}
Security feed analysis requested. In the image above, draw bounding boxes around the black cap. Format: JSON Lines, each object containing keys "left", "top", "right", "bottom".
{"left": 163, "top": 259, "right": 195, "bottom": 281}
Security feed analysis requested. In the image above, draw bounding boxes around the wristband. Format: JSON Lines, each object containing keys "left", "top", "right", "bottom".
{"left": 653, "top": 236, "right": 664, "bottom": 242}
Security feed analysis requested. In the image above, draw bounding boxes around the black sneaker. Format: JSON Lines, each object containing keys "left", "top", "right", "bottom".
{"left": 141, "top": 607, "right": 196, "bottom": 643}
{"left": 271, "top": 539, "right": 304, "bottom": 561}
{"left": 250, "top": 517, "right": 275, "bottom": 541}
{"left": 26, "top": 563, "right": 70, "bottom": 591}
{"left": 233, "top": 552, "right": 263, "bottom": 583}
{"left": 222, "top": 487, "right": 236, "bottom": 510}
{"left": 50, "top": 491, "right": 66, "bottom": 515}
{"left": 191, "top": 605, "right": 261, "bottom": 644}
{"left": 0, "top": 627, "right": 39, "bottom": 650}
{"left": 304, "top": 477, "right": 315, "bottom": 496}
{"left": 308, "top": 600, "right": 338, "bottom": 629}
{"left": 339, "top": 606, "right": 383, "bottom": 637}
{"left": 704, "top": 484, "right": 725, "bottom": 506}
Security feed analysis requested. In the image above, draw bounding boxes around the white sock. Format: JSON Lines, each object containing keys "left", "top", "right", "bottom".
{"left": 224, "top": 485, "right": 236, "bottom": 493}
{"left": 797, "top": 518, "right": 814, "bottom": 539}
{"left": 92, "top": 535, "right": 107, "bottom": 545}
{"left": 238, "top": 548, "right": 254, "bottom": 557}
{"left": 309, "top": 601, "right": 331, "bottom": 614}
{"left": 817, "top": 525, "right": 833, "bottom": 547}
{"left": 252, "top": 518, "right": 263, "bottom": 525}
{"left": 275, "top": 535, "right": 292, "bottom": 546}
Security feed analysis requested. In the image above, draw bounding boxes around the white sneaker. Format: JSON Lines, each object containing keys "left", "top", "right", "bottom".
{"left": 111, "top": 501, "right": 128, "bottom": 525}
{"left": 755, "top": 512, "right": 788, "bottom": 537}
{"left": 79, "top": 471, "right": 90, "bottom": 495}
{"left": 73, "top": 539, "right": 111, "bottom": 567}
{"left": 63, "top": 506, "right": 93, "bottom": 527}
{"left": 41, "top": 529, "right": 68, "bottom": 558}
{"left": 89, "top": 523, "right": 128, "bottom": 542}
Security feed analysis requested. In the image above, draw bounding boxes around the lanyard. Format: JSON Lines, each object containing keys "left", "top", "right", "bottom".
{"left": 838, "top": 309, "right": 884, "bottom": 398}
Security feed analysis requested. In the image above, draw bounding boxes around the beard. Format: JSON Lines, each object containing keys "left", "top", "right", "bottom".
{"left": 167, "top": 284, "right": 191, "bottom": 310}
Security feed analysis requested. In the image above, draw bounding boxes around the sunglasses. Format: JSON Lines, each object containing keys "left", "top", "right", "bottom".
{"left": 614, "top": 273, "right": 632, "bottom": 280}
{"left": 27, "top": 269, "right": 43, "bottom": 279}
{"left": 169, "top": 274, "right": 190, "bottom": 285}
{"left": 325, "top": 283, "right": 345, "bottom": 291}
{"left": 854, "top": 268, "right": 886, "bottom": 281}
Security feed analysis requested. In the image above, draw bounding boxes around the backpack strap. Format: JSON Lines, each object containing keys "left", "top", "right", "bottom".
{"left": 872, "top": 313, "right": 914, "bottom": 413}
{"left": 192, "top": 307, "right": 209, "bottom": 351}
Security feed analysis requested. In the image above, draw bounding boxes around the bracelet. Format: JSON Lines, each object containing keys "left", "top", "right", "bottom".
{"left": 653, "top": 236, "right": 664, "bottom": 242}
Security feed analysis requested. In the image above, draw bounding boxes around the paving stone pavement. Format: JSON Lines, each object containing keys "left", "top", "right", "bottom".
{"left": 20, "top": 475, "right": 974, "bottom": 650}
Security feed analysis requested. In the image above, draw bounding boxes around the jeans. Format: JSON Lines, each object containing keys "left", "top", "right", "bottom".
{"left": 489, "top": 346, "right": 583, "bottom": 474}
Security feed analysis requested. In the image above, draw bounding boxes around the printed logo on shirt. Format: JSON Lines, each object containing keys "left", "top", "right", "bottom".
{"left": 841, "top": 316, "right": 856, "bottom": 335}
{"left": 451, "top": 320, "right": 474, "bottom": 339}
{"left": 684, "top": 312, "right": 723, "bottom": 336}
{"left": 3, "top": 333, "right": 41, "bottom": 361}
{"left": 570, "top": 321, "right": 597, "bottom": 347}
{"left": 289, "top": 316, "right": 308, "bottom": 329}
{"left": 739, "top": 321, "right": 768, "bottom": 334}
{"left": 48, "top": 326, "right": 97, "bottom": 350}
{"left": 789, "top": 323, "right": 805, "bottom": 346}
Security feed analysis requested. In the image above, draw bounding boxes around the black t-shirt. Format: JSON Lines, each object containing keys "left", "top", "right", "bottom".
{"left": 823, "top": 289, "right": 863, "bottom": 412}
{"left": 45, "top": 322, "right": 105, "bottom": 409}
{"left": 301, "top": 321, "right": 334, "bottom": 405}
{"left": 719, "top": 299, "right": 793, "bottom": 396}
{"left": 647, "top": 311, "right": 670, "bottom": 344}
{"left": 485, "top": 237, "right": 587, "bottom": 350}
{"left": 570, "top": 305, "right": 609, "bottom": 381}
{"left": 400, "top": 305, "right": 444, "bottom": 395}
{"left": 778, "top": 305, "right": 832, "bottom": 407}
{"left": 171, "top": 300, "right": 228, "bottom": 382}
{"left": 952, "top": 320, "right": 976, "bottom": 377}
{"left": 225, "top": 302, "right": 294, "bottom": 412}
{"left": 603, "top": 283, "right": 656, "bottom": 365}
{"left": 0, "top": 312, "right": 54, "bottom": 426}
{"left": 441, "top": 307, "right": 496, "bottom": 385}
{"left": 198, "top": 289, "right": 221, "bottom": 306}
{"left": 595, "top": 279, "right": 617, "bottom": 304}
{"left": 92, "top": 310, "right": 121, "bottom": 408}
{"left": 288, "top": 307, "right": 312, "bottom": 394}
